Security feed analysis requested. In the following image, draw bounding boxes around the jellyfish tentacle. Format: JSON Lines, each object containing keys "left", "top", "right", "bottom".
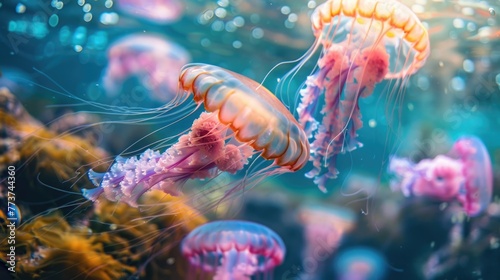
{"left": 292, "top": 0, "right": 428, "bottom": 191}
{"left": 84, "top": 112, "right": 247, "bottom": 207}
{"left": 86, "top": 64, "right": 310, "bottom": 207}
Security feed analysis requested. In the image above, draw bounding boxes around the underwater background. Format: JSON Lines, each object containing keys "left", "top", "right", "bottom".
{"left": 1, "top": 0, "right": 500, "bottom": 279}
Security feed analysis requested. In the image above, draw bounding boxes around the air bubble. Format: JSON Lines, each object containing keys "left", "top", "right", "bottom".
{"left": 232, "top": 40, "right": 242, "bottom": 49}
{"left": 450, "top": 76, "right": 465, "bottom": 91}
{"left": 233, "top": 16, "right": 244, "bottom": 27}
{"left": 105, "top": 0, "right": 113, "bottom": 8}
{"left": 368, "top": 119, "right": 377, "bottom": 128}
{"left": 211, "top": 20, "right": 224, "bottom": 31}
{"left": 417, "top": 76, "right": 430, "bottom": 90}
{"left": 281, "top": 6, "right": 290, "bottom": 15}
{"left": 217, "top": 0, "right": 228, "bottom": 7}
{"left": 215, "top": 7, "right": 227, "bottom": 18}
{"left": 252, "top": 27, "right": 264, "bottom": 39}
{"left": 463, "top": 59, "right": 474, "bottom": 73}
{"left": 49, "top": 14, "right": 59, "bottom": 27}
{"left": 83, "top": 3, "right": 91, "bottom": 12}
{"left": 84, "top": 13, "right": 92, "bottom": 22}
{"left": 201, "top": 38, "right": 211, "bottom": 47}
{"left": 16, "top": 3, "right": 26, "bottom": 13}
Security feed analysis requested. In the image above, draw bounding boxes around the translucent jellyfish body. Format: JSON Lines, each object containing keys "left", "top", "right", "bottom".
{"left": 85, "top": 64, "right": 309, "bottom": 207}
{"left": 333, "top": 247, "right": 387, "bottom": 280}
{"left": 298, "top": 204, "right": 356, "bottom": 279}
{"left": 115, "top": 0, "right": 184, "bottom": 24}
{"left": 102, "top": 34, "right": 190, "bottom": 103}
{"left": 287, "top": 0, "right": 430, "bottom": 192}
{"left": 389, "top": 136, "right": 493, "bottom": 216}
{"left": 181, "top": 220, "right": 285, "bottom": 280}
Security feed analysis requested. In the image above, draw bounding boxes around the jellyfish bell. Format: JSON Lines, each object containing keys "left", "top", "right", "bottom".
{"left": 115, "top": 0, "right": 184, "bottom": 24}
{"left": 85, "top": 63, "right": 309, "bottom": 212}
{"left": 102, "top": 33, "right": 191, "bottom": 104}
{"left": 181, "top": 220, "right": 286, "bottom": 280}
{"left": 278, "top": 0, "right": 430, "bottom": 192}
{"left": 450, "top": 136, "right": 493, "bottom": 216}
{"left": 333, "top": 247, "right": 387, "bottom": 280}
{"left": 179, "top": 64, "right": 310, "bottom": 172}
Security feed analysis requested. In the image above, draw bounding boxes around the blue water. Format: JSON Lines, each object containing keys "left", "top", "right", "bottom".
{"left": 1, "top": 0, "right": 499, "bottom": 279}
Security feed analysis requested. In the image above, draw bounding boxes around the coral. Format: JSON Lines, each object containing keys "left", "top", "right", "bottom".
{"left": 91, "top": 190, "right": 207, "bottom": 279}
{"left": 0, "top": 190, "right": 206, "bottom": 279}
{"left": 0, "top": 214, "right": 135, "bottom": 280}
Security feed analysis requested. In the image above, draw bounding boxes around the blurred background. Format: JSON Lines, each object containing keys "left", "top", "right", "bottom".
{"left": 1, "top": 0, "right": 499, "bottom": 279}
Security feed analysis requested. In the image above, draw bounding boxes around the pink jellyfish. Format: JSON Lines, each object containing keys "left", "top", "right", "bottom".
{"left": 102, "top": 34, "right": 190, "bottom": 103}
{"left": 298, "top": 204, "right": 356, "bottom": 279}
{"left": 115, "top": 0, "right": 184, "bottom": 24}
{"left": 389, "top": 136, "right": 493, "bottom": 216}
{"left": 84, "top": 64, "right": 309, "bottom": 207}
{"left": 284, "top": 0, "right": 430, "bottom": 192}
{"left": 333, "top": 247, "right": 387, "bottom": 280}
{"left": 181, "top": 220, "right": 285, "bottom": 280}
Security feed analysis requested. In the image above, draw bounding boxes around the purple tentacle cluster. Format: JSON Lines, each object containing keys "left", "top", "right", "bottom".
{"left": 298, "top": 45, "right": 389, "bottom": 192}
{"left": 83, "top": 112, "right": 253, "bottom": 207}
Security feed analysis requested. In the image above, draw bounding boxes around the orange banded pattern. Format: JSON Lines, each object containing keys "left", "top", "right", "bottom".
{"left": 179, "top": 63, "right": 310, "bottom": 171}
{"left": 311, "top": 0, "right": 430, "bottom": 76}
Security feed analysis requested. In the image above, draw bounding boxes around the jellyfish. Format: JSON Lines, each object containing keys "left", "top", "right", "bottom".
{"left": 389, "top": 136, "right": 493, "bottom": 216}
{"left": 115, "top": 0, "right": 184, "bottom": 24}
{"left": 333, "top": 247, "right": 387, "bottom": 280}
{"left": 102, "top": 34, "right": 190, "bottom": 103}
{"left": 284, "top": 0, "right": 430, "bottom": 192}
{"left": 298, "top": 203, "right": 356, "bottom": 279}
{"left": 181, "top": 220, "right": 286, "bottom": 280}
{"left": 85, "top": 64, "right": 309, "bottom": 207}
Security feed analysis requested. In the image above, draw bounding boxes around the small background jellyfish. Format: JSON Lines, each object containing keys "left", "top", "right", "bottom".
{"left": 85, "top": 64, "right": 310, "bottom": 213}
{"left": 181, "top": 220, "right": 286, "bottom": 280}
{"left": 298, "top": 203, "right": 356, "bottom": 279}
{"left": 389, "top": 135, "right": 493, "bottom": 217}
{"left": 101, "top": 34, "right": 191, "bottom": 103}
{"left": 279, "top": 0, "right": 430, "bottom": 192}
{"left": 333, "top": 246, "right": 387, "bottom": 280}
{"left": 115, "top": 0, "right": 184, "bottom": 24}
{"left": 388, "top": 135, "right": 498, "bottom": 279}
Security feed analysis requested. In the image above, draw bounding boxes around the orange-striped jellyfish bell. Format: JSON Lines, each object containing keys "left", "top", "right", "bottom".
{"left": 283, "top": 0, "right": 430, "bottom": 192}
{"left": 84, "top": 64, "right": 309, "bottom": 209}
